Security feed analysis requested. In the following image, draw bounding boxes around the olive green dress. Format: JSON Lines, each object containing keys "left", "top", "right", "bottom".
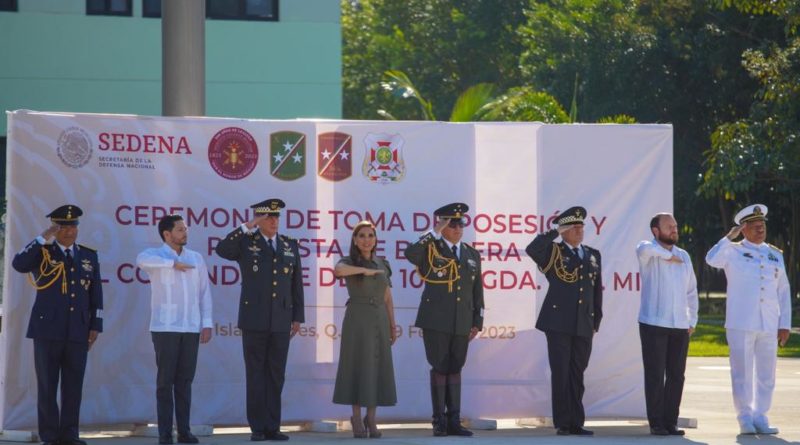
{"left": 332, "top": 256, "right": 397, "bottom": 407}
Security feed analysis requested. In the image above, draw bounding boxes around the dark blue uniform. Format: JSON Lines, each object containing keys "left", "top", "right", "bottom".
{"left": 527, "top": 228, "right": 602, "bottom": 432}
{"left": 216, "top": 227, "right": 304, "bottom": 437}
{"left": 12, "top": 239, "right": 103, "bottom": 444}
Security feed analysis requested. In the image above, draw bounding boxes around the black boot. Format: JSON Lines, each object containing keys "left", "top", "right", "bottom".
{"left": 430, "top": 370, "right": 448, "bottom": 436}
{"left": 445, "top": 373, "right": 473, "bottom": 437}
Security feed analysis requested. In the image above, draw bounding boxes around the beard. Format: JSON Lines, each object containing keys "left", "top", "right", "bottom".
{"left": 658, "top": 233, "right": 678, "bottom": 246}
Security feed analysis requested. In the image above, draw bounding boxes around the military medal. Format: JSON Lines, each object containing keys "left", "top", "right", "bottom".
{"left": 284, "top": 267, "right": 289, "bottom": 274}
{"left": 253, "top": 265, "right": 259, "bottom": 272}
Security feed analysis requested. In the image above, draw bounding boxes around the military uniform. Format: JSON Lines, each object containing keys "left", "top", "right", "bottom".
{"left": 215, "top": 199, "right": 304, "bottom": 441}
{"left": 11, "top": 205, "right": 103, "bottom": 445}
{"left": 404, "top": 203, "right": 484, "bottom": 437}
{"left": 705, "top": 204, "right": 790, "bottom": 435}
{"left": 525, "top": 206, "right": 602, "bottom": 435}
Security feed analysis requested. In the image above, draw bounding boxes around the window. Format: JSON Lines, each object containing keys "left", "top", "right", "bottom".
{"left": 0, "top": 0, "right": 17, "bottom": 12}
{"left": 86, "top": 0, "right": 132, "bottom": 16}
{"left": 142, "top": 0, "right": 161, "bottom": 18}
{"left": 142, "top": 0, "right": 279, "bottom": 21}
{"left": 207, "top": 0, "right": 278, "bottom": 21}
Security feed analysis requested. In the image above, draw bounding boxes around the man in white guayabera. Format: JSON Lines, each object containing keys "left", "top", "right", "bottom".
{"left": 137, "top": 214, "right": 213, "bottom": 445}
{"left": 636, "top": 213, "right": 698, "bottom": 436}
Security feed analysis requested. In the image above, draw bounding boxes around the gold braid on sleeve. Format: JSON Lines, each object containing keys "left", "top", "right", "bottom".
{"left": 416, "top": 242, "right": 460, "bottom": 292}
{"left": 26, "top": 248, "right": 67, "bottom": 294}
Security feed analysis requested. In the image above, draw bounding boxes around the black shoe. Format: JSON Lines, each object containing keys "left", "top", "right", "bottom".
{"left": 159, "top": 434, "right": 174, "bottom": 444}
{"left": 41, "top": 442, "right": 59, "bottom": 445}
{"left": 264, "top": 431, "right": 289, "bottom": 441}
{"left": 569, "top": 427, "right": 594, "bottom": 436}
{"left": 177, "top": 433, "right": 199, "bottom": 443}
{"left": 447, "top": 423, "right": 474, "bottom": 437}
{"left": 666, "top": 426, "right": 685, "bottom": 436}
{"left": 556, "top": 427, "right": 571, "bottom": 436}
{"left": 650, "top": 426, "right": 669, "bottom": 436}
{"left": 432, "top": 415, "right": 448, "bottom": 436}
{"left": 250, "top": 432, "right": 267, "bottom": 441}
{"left": 61, "top": 440, "right": 89, "bottom": 445}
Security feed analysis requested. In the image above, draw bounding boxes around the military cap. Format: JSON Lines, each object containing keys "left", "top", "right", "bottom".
{"left": 251, "top": 198, "right": 285, "bottom": 216}
{"left": 435, "top": 202, "right": 469, "bottom": 221}
{"left": 556, "top": 206, "right": 586, "bottom": 226}
{"left": 46, "top": 204, "right": 83, "bottom": 226}
{"left": 734, "top": 203, "right": 768, "bottom": 225}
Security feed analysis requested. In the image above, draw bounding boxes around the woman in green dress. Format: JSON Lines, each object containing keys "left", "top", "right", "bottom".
{"left": 333, "top": 221, "right": 398, "bottom": 438}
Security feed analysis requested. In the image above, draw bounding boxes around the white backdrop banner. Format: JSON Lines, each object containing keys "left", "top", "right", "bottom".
{"left": 1, "top": 110, "right": 672, "bottom": 429}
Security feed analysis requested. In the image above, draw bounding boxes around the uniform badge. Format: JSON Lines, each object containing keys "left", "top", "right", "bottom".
{"left": 284, "top": 267, "right": 289, "bottom": 274}
{"left": 768, "top": 253, "right": 779, "bottom": 262}
{"left": 467, "top": 258, "right": 477, "bottom": 269}
{"left": 248, "top": 245, "right": 261, "bottom": 256}
{"left": 81, "top": 259, "right": 93, "bottom": 272}
{"left": 253, "top": 265, "right": 259, "bottom": 272}
{"left": 742, "top": 252, "right": 754, "bottom": 259}
{"left": 589, "top": 254, "right": 598, "bottom": 268}
{"left": 283, "top": 248, "right": 295, "bottom": 258}
{"left": 437, "top": 271, "right": 445, "bottom": 278}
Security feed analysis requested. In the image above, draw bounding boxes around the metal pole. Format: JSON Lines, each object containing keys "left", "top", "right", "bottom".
{"left": 162, "top": 0, "right": 205, "bottom": 116}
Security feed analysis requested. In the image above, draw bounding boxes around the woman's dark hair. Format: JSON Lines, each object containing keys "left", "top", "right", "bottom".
{"left": 348, "top": 221, "right": 378, "bottom": 272}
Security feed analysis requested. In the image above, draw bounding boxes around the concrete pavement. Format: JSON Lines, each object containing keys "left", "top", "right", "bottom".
{"left": 3, "top": 357, "right": 799, "bottom": 445}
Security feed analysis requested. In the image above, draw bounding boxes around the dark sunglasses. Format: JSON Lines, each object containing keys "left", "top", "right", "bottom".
{"left": 447, "top": 219, "right": 465, "bottom": 228}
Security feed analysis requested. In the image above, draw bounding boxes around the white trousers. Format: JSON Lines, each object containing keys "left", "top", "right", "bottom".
{"left": 726, "top": 329, "right": 777, "bottom": 425}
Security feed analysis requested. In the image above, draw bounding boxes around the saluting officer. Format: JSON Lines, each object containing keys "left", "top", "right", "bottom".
{"left": 705, "top": 204, "right": 790, "bottom": 435}
{"left": 405, "top": 203, "right": 484, "bottom": 437}
{"left": 526, "top": 206, "right": 602, "bottom": 436}
{"left": 12, "top": 205, "right": 104, "bottom": 445}
{"left": 215, "top": 199, "right": 305, "bottom": 442}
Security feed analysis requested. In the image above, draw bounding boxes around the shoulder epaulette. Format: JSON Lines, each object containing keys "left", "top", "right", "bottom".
{"left": 78, "top": 244, "right": 97, "bottom": 253}
{"left": 462, "top": 242, "right": 478, "bottom": 254}
{"left": 767, "top": 243, "right": 784, "bottom": 254}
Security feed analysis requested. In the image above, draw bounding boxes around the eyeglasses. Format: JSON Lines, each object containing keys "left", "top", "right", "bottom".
{"left": 447, "top": 219, "right": 465, "bottom": 228}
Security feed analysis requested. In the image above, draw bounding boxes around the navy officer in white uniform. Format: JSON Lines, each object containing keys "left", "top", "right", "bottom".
{"left": 705, "top": 204, "right": 790, "bottom": 435}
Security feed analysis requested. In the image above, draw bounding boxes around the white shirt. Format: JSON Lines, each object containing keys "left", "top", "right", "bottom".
{"left": 706, "top": 237, "right": 791, "bottom": 332}
{"left": 636, "top": 239, "right": 699, "bottom": 329}
{"left": 137, "top": 244, "right": 213, "bottom": 333}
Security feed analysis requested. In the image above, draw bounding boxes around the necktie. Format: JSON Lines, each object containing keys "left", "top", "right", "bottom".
{"left": 452, "top": 245, "right": 459, "bottom": 262}
{"left": 65, "top": 247, "right": 72, "bottom": 261}
{"left": 573, "top": 247, "right": 580, "bottom": 259}
{"left": 267, "top": 238, "right": 275, "bottom": 254}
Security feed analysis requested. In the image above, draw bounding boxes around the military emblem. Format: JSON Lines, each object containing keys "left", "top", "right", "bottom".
{"left": 318, "top": 132, "right": 352, "bottom": 181}
{"left": 81, "top": 259, "right": 93, "bottom": 272}
{"left": 57, "top": 127, "right": 93, "bottom": 169}
{"left": 248, "top": 245, "right": 261, "bottom": 256}
{"left": 742, "top": 252, "right": 754, "bottom": 259}
{"left": 270, "top": 131, "right": 306, "bottom": 181}
{"left": 362, "top": 133, "right": 405, "bottom": 184}
{"left": 208, "top": 127, "right": 259, "bottom": 180}
{"left": 768, "top": 252, "right": 778, "bottom": 262}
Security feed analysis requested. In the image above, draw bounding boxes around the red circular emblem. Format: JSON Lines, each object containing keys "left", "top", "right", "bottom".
{"left": 208, "top": 127, "right": 259, "bottom": 180}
